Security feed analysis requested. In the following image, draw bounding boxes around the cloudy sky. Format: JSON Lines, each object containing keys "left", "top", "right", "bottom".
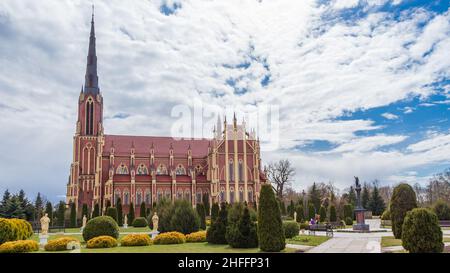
{"left": 0, "top": 0, "right": 449, "bottom": 203}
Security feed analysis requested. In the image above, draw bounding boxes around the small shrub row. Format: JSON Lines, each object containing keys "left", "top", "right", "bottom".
{"left": 86, "top": 235, "right": 118, "bottom": 249}
{"left": 186, "top": 231, "right": 207, "bottom": 243}
{"left": 283, "top": 221, "right": 299, "bottom": 239}
{"left": 0, "top": 240, "right": 39, "bottom": 253}
{"left": 121, "top": 234, "right": 152, "bottom": 246}
{"left": 44, "top": 237, "right": 80, "bottom": 251}
{"left": 153, "top": 232, "right": 186, "bottom": 245}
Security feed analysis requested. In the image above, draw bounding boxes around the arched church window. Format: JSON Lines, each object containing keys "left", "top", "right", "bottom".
{"left": 114, "top": 189, "right": 121, "bottom": 205}
{"left": 123, "top": 190, "right": 130, "bottom": 205}
{"left": 136, "top": 190, "right": 142, "bottom": 205}
{"left": 184, "top": 190, "right": 191, "bottom": 201}
{"left": 116, "top": 163, "right": 129, "bottom": 175}
{"left": 248, "top": 187, "right": 253, "bottom": 202}
{"left": 238, "top": 160, "right": 243, "bottom": 182}
{"left": 145, "top": 190, "right": 151, "bottom": 205}
{"left": 85, "top": 98, "right": 94, "bottom": 135}
{"left": 156, "top": 164, "right": 167, "bottom": 175}
{"left": 157, "top": 190, "right": 163, "bottom": 203}
{"left": 239, "top": 186, "right": 244, "bottom": 202}
{"left": 137, "top": 164, "right": 148, "bottom": 175}
{"left": 165, "top": 189, "right": 171, "bottom": 200}
{"left": 230, "top": 187, "right": 235, "bottom": 203}
{"left": 177, "top": 190, "right": 183, "bottom": 200}
{"left": 175, "top": 164, "right": 186, "bottom": 175}
{"left": 229, "top": 159, "right": 234, "bottom": 181}
{"left": 220, "top": 187, "right": 225, "bottom": 203}
{"left": 196, "top": 189, "right": 202, "bottom": 204}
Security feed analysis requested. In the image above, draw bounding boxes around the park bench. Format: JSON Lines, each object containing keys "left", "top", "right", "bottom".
{"left": 308, "top": 224, "right": 333, "bottom": 237}
{"left": 439, "top": 220, "right": 450, "bottom": 227}
{"left": 329, "top": 221, "right": 345, "bottom": 229}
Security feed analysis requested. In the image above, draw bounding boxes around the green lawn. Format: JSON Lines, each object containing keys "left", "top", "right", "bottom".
{"left": 31, "top": 234, "right": 297, "bottom": 253}
{"left": 286, "top": 235, "right": 330, "bottom": 246}
{"left": 381, "top": 236, "right": 450, "bottom": 247}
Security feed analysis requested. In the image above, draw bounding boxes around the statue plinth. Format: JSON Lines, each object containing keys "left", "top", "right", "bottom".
{"left": 149, "top": 230, "right": 160, "bottom": 239}
{"left": 39, "top": 234, "right": 48, "bottom": 247}
{"left": 352, "top": 177, "right": 370, "bottom": 232}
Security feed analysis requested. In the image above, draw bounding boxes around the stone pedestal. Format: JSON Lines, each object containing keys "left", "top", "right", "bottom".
{"left": 149, "top": 231, "right": 160, "bottom": 239}
{"left": 39, "top": 234, "right": 48, "bottom": 247}
{"left": 123, "top": 224, "right": 128, "bottom": 229}
{"left": 353, "top": 209, "right": 370, "bottom": 232}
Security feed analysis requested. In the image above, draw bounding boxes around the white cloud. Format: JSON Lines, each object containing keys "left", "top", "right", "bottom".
{"left": 381, "top": 112, "right": 399, "bottom": 120}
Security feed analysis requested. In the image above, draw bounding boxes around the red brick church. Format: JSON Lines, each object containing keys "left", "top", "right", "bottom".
{"left": 66, "top": 12, "right": 267, "bottom": 215}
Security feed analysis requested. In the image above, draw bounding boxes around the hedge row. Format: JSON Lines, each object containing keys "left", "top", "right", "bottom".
{"left": 0, "top": 240, "right": 39, "bottom": 253}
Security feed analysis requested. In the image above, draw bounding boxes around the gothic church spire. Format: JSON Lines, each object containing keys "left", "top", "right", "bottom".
{"left": 84, "top": 5, "right": 99, "bottom": 94}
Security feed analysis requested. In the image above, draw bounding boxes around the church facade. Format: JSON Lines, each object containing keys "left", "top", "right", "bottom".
{"left": 66, "top": 13, "right": 267, "bottom": 215}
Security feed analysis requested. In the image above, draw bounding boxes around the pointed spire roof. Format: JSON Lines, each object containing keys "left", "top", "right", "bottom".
{"left": 84, "top": 5, "right": 99, "bottom": 94}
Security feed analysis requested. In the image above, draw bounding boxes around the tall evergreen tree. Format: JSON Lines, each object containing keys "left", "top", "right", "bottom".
{"left": 329, "top": 205, "right": 337, "bottom": 222}
{"left": 308, "top": 203, "right": 315, "bottom": 220}
{"left": 106, "top": 207, "right": 118, "bottom": 223}
{"left": 69, "top": 202, "right": 77, "bottom": 227}
{"left": 258, "top": 184, "right": 285, "bottom": 252}
{"left": 390, "top": 183, "right": 417, "bottom": 239}
{"left": 17, "top": 189, "right": 34, "bottom": 220}
{"left": 226, "top": 206, "right": 258, "bottom": 248}
{"left": 202, "top": 193, "right": 210, "bottom": 216}
{"left": 34, "top": 192, "right": 44, "bottom": 221}
{"left": 92, "top": 203, "right": 100, "bottom": 218}
{"left": 128, "top": 202, "right": 135, "bottom": 225}
{"left": 211, "top": 203, "right": 219, "bottom": 223}
{"left": 0, "top": 189, "right": 11, "bottom": 217}
{"left": 319, "top": 206, "right": 327, "bottom": 222}
{"left": 45, "top": 201, "right": 53, "bottom": 224}
{"left": 116, "top": 198, "right": 123, "bottom": 226}
{"left": 361, "top": 183, "right": 370, "bottom": 209}
{"left": 196, "top": 203, "right": 206, "bottom": 230}
{"left": 348, "top": 186, "right": 356, "bottom": 206}
{"left": 140, "top": 202, "right": 146, "bottom": 218}
{"left": 295, "top": 204, "right": 303, "bottom": 223}
{"left": 5, "top": 196, "right": 25, "bottom": 219}
{"left": 287, "top": 200, "right": 295, "bottom": 218}
{"left": 369, "top": 185, "right": 386, "bottom": 216}
{"left": 56, "top": 201, "right": 66, "bottom": 226}
{"left": 309, "top": 183, "right": 321, "bottom": 212}
{"left": 206, "top": 202, "right": 228, "bottom": 244}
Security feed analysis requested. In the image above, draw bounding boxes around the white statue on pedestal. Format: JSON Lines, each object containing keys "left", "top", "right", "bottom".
{"left": 40, "top": 213, "right": 50, "bottom": 235}
{"left": 152, "top": 212, "right": 159, "bottom": 232}
{"left": 124, "top": 214, "right": 128, "bottom": 228}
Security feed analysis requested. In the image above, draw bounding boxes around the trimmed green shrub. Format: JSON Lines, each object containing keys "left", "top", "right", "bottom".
{"left": 299, "top": 221, "right": 309, "bottom": 230}
{"left": 70, "top": 202, "right": 77, "bottom": 228}
{"left": 82, "top": 216, "right": 120, "bottom": 242}
{"left": 128, "top": 203, "right": 135, "bottom": 226}
{"left": 211, "top": 203, "right": 219, "bottom": 223}
{"left": 92, "top": 203, "right": 100, "bottom": 218}
{"left": 402, "top": 208, "right": 443, "bottom": 253}
{"left": 258, "top": 184, "right": 285, "bottom": 252}
{"left": 106, "top": 207, "right": 118, "bottom": 223}
{"left": 343, "top": 204, "right": 353, "bottom": 220}
{"left": 170, "top": 200, "right": 200, "bottom": 234}
{"left": 131, "top": 217, "right": 148, "bottom": 227}
{"left": 295, "top": 205, "right": 303, "bottom": 223}
{"left": 390, "top": 183, "right": 417, "bottom": 239}
{"left": 345, "top": 217, "right": 353, "bottom": 226}
{"left": 226, "top": 206, "right": 258, "bottom": 248}
{"left": 329, "top": 205, "right": 337, "bottom": 222}
{"left": 154, "top": 198, "right": 173, "bottom": 232}
{"left": 206, "top": 202, "right": 228, "bottom": 244}
{"left": 86, "top": 235, "right": 118, "bottom": 248}
{"left": 116, "top": 198, "right": 123, "bottom": 226}
{"left": 283, "top": 221, "right": 300, "bottom": 239}
{"left": 203, "top": 193, "right": 210, "bottom": 216}
{"left": 140, "top": 202, "right": 147, "bottom": 218}
{"left": 433, "top": 200, "right": 450, "bottom": 220}
{"left": 0, "top": 218, "right": 33, "bottom": 244}
{"left": 381, "top": 209, "right": 391, "bottom": 220}
{"left": 196, "top": 203, "right": 206, "bottom": 230}
{"left": 319, "top": 206, "right": 327, "bottom": 222}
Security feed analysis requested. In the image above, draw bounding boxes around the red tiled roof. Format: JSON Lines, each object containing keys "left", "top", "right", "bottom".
{"left": 103, "top": 135, "right": 211, "bottom": 157}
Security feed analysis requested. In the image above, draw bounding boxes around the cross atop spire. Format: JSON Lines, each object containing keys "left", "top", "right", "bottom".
{"left": 84, "top": 5, "right": 99, "bottom": 94}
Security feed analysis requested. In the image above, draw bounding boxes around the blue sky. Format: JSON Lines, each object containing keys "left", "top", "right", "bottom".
{"left": 0, "top": 0, "right": 449, "bottom": 203}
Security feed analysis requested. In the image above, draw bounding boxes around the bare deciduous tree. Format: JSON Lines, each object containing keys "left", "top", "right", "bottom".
{"left": 266, "top": 159, "right": 295, "bottom": 199}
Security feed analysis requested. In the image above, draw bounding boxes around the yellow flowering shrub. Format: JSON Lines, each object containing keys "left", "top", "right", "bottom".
{"left": 153, "top": 232, "right": 186, "bottom": 245}
{"left": 206, "top": 219, "right": 211, "bottom": 226}
{"left": 121, "top": 234, "right": 152, "bottom": 246}
{"left": 44, "top": 237, "right": 80, "bottom": 251}
{"left": 0, "top": 218, "right": 33, "bottom": 244}
{"left": 86, "top": 235, "right": 118, "bottom": 248}
{"left": 186, "top": 231, "right": 206, "bottom": 243}
{"left": 0, "top": 240, "right": 39, "bottom": 253}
